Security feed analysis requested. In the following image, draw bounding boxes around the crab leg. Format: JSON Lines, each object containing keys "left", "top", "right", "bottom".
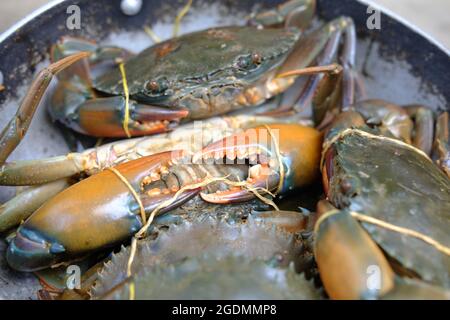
{"left": 294, "top": 25, "right": 344, "bottom": 123}
{"left": 251, "top": 210, "right": 309, "bottom": 233}
{"left": 404, "top": 105, "right": 435, "bottom": 156}
{"left": 52, "top": 36, "right": 132, "bottom": 63}
{"left": 50, "top": 36, "right": 133, "bottom": 81}
{"left": 0, "top": 155, "right": 85, "bottom": 186}
{"left": 435, "top": 112, "right": 450, "bottom": 177}
{"left": 272, "top": 17, "right": 357, "bottom": 126}
{"left": 0, "top": 114, "right": 305, "bottom": 186}
{"left": 0, "top": 179, "right": 71, "bottom": 233}
{"left": 249, "top": 0, "right": 316, "bottom": 30}
{"left": 0, "top": 52, "right": 90, "bottom": 166}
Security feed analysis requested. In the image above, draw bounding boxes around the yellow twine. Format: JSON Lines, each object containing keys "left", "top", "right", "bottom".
{"left": 107, "top": 167, "right": 146, "bottom": 225}
{"left": 95, "top": 138, "right": 104, "bottom": 148}
{"left": 320, "top": 128, "right": 432, "bottom": 169}
{"left": 264, "top": 125, "right": 285, "bottom": 196}
{"left": 173, "top": 0, "right": 192, "bottom": 37}
{"left": 143, "top": 26, "right": 162, "bottom": 43}
{"left": 118, "top": 62, "right": 131, "bottom": 138}
{"left": 127, "top": 237, "right": 137, "bottom": 300}
{"left": 125, "top": 173, "right": 279, "bottom": 294}
{"left": 314, "top": 209, "right": 450, "bottom": 257}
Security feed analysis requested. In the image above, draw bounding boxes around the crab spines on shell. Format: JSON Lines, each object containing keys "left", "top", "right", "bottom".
{"left": 90, "top": 212, "right": 313, "bottom": 299}
{"left": 101, "top": 255, "right": 321, "bottom": 300}
{"left": 193, "top": 123, "right": 322, "bottom": 204}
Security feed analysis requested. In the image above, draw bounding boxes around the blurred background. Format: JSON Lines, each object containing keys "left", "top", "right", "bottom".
{"left": 0, "top": 0, "right": 448, "bottom": 49}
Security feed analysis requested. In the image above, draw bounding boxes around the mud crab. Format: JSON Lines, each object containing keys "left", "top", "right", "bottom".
{"left": 39, "top": 207, "right": 320, "bottom": 300}
{"left": 92, "top": 213, "right": 319, "bottom": 300}
{"left": 315, "top": 107, "right": 450, "bottom": 299}
{"left": 0, "top": 114, "right": 310, "bottom": 233}
{"left": 6, "top": 122, "right": 322, "bottom": 271}
{"left": 0, "top": 0, "right": 357, "bottom": 166}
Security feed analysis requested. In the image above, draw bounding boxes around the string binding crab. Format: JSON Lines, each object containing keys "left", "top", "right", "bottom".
{"left": 0, "top": 0, "right": 448, "bottom": 300}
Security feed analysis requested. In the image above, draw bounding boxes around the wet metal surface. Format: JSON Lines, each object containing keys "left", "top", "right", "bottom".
{"left": 0, "top": 0, "right": 448, "bottom": 299}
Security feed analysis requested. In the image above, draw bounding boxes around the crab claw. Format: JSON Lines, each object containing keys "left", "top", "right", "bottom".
{"left": 6, "top": 151, "right": 197, "bottom": 271}
{"left": 200, "top": 163, "right": 280, "bottom": 203}
{"left": 193, "top": 124, "right": 322, "bottom": 204}
{"left": 54, "top": 95, "right": 189, "bottom": 137}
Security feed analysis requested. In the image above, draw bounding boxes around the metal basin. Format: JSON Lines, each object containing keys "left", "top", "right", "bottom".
{"left": 0, "top": 0, "right": 448, "bottom": 299}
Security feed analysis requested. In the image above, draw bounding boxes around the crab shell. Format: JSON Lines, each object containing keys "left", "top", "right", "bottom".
{"left": 322, "top": 129, "right": 450, "bottom": 288}
{"left": 101, "top": 256, "right": 320, "bottom": 300}
{"left": 93, "top": 26, "right": 300, "bottom": 119}
{"left": 90, "top": 213, "right": 317, "bottom": 299}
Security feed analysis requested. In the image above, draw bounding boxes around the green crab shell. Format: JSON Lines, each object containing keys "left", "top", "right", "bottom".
{"left": 93, "top": 26, "right": 299, "bottom": 102}
{"left": 103, "top": 256, "right": 320, "bottom": 300}
{"left": 90, "top": 214, "right": 309, "bottom": 298}
{"left": 326, "top": 130, "right": 450, "bottom": 288}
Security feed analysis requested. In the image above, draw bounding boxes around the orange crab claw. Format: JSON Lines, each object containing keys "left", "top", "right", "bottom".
{"left": 6, "top": 150, "right": 199, "bottom": 272}
{"left": 74, "top": 98, "right": 189, "bottom": 137}
{"left": 193, "top": 123, "right": 323, "bottom": 204}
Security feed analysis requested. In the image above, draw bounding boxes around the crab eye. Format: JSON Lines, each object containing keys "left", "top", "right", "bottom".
{"left": 237, "top": 53, "right": 262, "bottom": 70}
{"left": 145, "top": 77, "right": 169, "bottom": 94}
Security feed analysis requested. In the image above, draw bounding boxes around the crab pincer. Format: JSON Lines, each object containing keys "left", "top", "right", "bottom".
{"left": 192, "top": 123, "right": 323, "bottom": 203}
{"left": 7, "top": 151, "right": 199, "bottom": 271}
{"left": 6, "top": 123, "right": 322, "bottom": 271}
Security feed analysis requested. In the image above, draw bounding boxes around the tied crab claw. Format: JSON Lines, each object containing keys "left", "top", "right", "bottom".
{"left": 192, "top": 123, "right": 323, "bottom": 203}
{"left": 6, "top": 150, "right": 200, "bottom": 272}
{"left": 6, "top": 123, "right": 322, "bottom": 271}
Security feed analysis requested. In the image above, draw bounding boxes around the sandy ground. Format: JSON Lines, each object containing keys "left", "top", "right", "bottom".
{"left": 0, "top": 0, "right": 448, "bottom": 49}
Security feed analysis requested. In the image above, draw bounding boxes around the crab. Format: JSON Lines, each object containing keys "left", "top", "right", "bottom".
{"left": 6, "top": 122, "right": 323, "bottom": 271}
{"left": 42, "top": 208, "right": 320, "bottom": 300}
{"left": 0, "top": 0, "right": 358, "bottom": 166}
{"left": 0, "top": 113, "right": 311, "bottom": 233}
{"left": 102, "top": 256, "right": 318, "bottom": 300}
{"left": 314, "top": 106, "right": 450, "bottom": 299}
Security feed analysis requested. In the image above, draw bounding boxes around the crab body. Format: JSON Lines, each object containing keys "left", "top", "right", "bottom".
{"left": 91, "top": 213, "right": 318, "bottom": 300}
{"left": 321, "top": 128, "right": 450, "bottom": 289}
{"left": 49, "top": 26, "right": 307, "bottom": 138}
